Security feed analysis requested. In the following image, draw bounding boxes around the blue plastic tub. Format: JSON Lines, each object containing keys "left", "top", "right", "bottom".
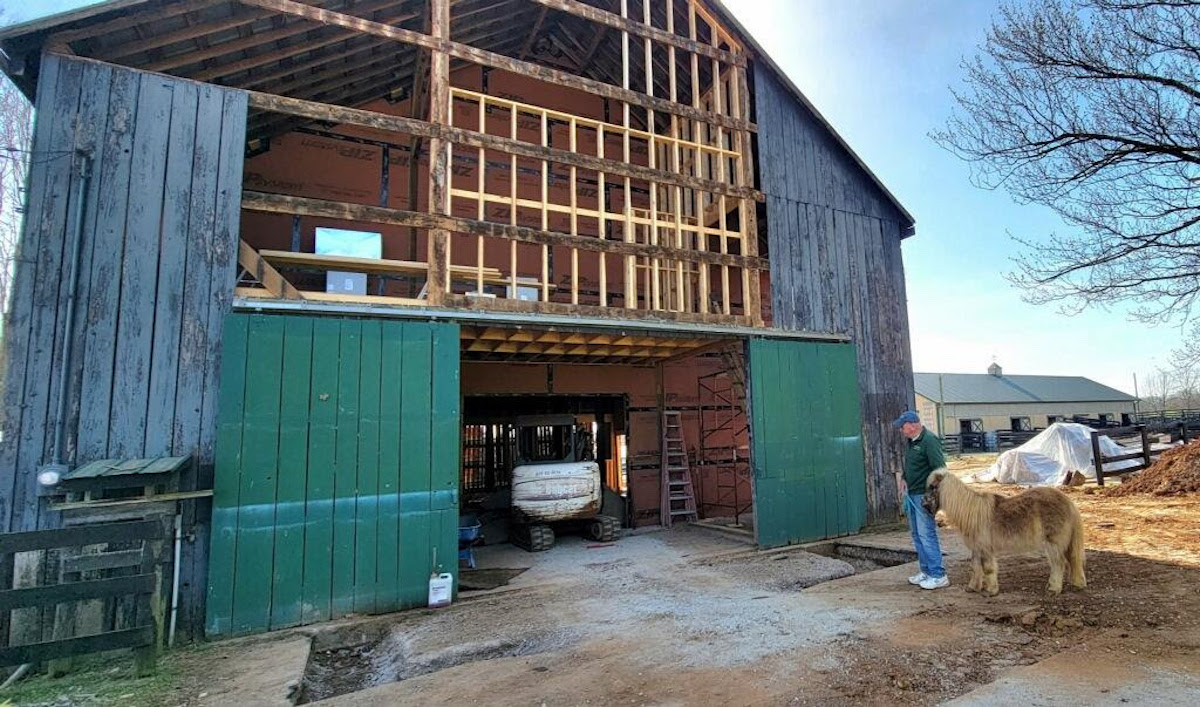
{"left": 458, "top": 516, "right": 482, "bottom": 569}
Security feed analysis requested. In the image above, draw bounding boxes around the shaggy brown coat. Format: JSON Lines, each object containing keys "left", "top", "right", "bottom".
{"left": 923, "top": 470, "right": 1086, "bottom": 596}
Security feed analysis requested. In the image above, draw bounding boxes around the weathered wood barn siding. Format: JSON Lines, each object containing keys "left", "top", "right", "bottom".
{"left": 0, "top": 54, "right": 246, "bottom": 638}
{"left": 753, "top": 64, "right": 915, "bottom": 524}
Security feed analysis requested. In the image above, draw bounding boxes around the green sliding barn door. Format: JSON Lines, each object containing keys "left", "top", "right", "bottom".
{"left": 747, "top": 339, "right": 867, "bottom": 548}
{"left": 206, "top": 314, "right": 460, "bottom": 637}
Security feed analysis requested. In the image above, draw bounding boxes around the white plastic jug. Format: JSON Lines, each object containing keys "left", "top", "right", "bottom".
{"left": 427, "top": 572, "right": 453, "bottom": 608}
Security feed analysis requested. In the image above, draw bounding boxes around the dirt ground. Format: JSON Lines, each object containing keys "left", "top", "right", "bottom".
{"left": 7, "top": 455, "right": 1200, "bottom": 706}
{"left": 948, "top": 453, "right": 1200, "bottom": 566}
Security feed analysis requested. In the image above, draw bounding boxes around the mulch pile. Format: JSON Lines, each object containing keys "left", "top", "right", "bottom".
{"left": 1107, "top": 441, "right": 1200, "bottom": 496}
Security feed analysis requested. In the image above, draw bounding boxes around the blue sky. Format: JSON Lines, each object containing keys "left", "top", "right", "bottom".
{"left": 1, "top": 0, "right": 1173, "bottom": 394}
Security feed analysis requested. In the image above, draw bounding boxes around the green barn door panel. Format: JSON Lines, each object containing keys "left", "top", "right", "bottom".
{"left": 207, "top": 314, "right": 460, "bottom": 637}
{"left": 748, "top": 339, "right": 865, "bottom": 548}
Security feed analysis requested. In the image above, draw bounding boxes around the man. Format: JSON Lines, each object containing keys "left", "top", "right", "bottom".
{"left": 894, "top": 410, "right": 949, "bottom": 590}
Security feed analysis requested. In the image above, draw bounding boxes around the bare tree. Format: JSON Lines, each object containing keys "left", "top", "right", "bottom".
{"left": 934, "top": 1, "right": 1200, "bottom": 322}
{"left": 0, "top": 12, "right": 34, "bottom": 322}
{"left": 1141, "top": 368, "right": 1173, "bottom": 412}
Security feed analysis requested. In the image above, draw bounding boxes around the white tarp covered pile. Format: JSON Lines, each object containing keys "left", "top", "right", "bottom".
{"left": 971, "top": 422, "right": 1141, "bottom": 486}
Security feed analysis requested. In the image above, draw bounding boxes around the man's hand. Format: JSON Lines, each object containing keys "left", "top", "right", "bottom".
{"left": 898, "top": 478, "right": 907, "bottom": 495}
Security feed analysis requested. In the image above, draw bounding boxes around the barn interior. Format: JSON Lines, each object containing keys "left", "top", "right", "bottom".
{"left": 3, "top": 0, "right": 772, "bottom": 542}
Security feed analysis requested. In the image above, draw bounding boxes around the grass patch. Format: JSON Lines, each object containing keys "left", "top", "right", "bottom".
{"left": 0, "top": 645, "right": 210, "bottom": 707}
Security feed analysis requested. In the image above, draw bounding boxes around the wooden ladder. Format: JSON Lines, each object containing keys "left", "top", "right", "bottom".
{"left": 661, "top": 410, "right": 698, "bottom": 527}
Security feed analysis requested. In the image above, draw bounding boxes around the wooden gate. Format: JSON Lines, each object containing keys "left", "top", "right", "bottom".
{"left": 747, "top": 339, "right": 867, "bottom": 547}
{"left": 206, "top": 314, "right": 460, "bottom": 637}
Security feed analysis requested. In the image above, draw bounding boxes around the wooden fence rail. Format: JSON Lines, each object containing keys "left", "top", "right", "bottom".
{"left": 0, "top": 519, "right": 166, "bottom": 675}
{"left": 1092, "top": 423, "right": 1190, "bottom": 486}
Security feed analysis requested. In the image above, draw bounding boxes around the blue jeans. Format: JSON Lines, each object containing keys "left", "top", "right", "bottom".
{"left": 905, "top": 492, "right": 945, "bottom": 579}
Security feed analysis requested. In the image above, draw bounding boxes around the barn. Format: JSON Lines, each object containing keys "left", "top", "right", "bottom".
{"left": 915, "top": 364, "right": 1138, "bottom": 447}
{"left": 0, "top": 0, "right": 917, "bottom": 641}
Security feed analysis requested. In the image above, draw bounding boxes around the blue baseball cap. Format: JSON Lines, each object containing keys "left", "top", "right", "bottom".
{"left": 892, "top": 411, "right": 920, "bottom": 428}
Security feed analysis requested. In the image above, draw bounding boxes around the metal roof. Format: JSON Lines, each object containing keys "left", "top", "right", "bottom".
{"left": 914, "top": 372, "right": 1136, "bottom": 405}
{"left": 0, "top": 0, "right": 915, "bottom": 229}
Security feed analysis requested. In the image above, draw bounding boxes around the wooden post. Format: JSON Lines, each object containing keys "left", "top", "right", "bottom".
{"left": 689, "top": 1, "right": 710, "bottom": 313}
{"left": 598, "top": 124, "right": 607, "bottom": 307}
{"left": 734, "top": 64, "right": 762, "bottom": 325}
{"left": 1091, "top": 430, "right": 1105, "bottom": 486}
{"left": 425, "top": 0, "right": 451, "bottom": 305}
{"left": 133, "top": 518, "right": 168, "bottom": 677}
{"left": 476, "top": 96, "right": 486, "bottom": 294}
{"left": 1140, "top": 424, "right": 1151, "bottom": 470}
{"left": 621, "top": 0, "right": 636, "bottom": 312}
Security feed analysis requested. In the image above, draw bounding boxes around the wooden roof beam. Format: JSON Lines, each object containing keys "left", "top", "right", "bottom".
{"left": 236, "top": 0, "right": 755, "bottom": 133}
{"left": 149, "top": 0, "right": 407, "bottom": 74}
{"left": 526, "top": 0, "right": 744, "bottom": 67}
{"left": 97, "top": 6, "right": 278, "bottom": 61}
{"left": 47, "top": 0, "right": 224, "bottom": 49}
{"left": 193, "top": 3, "right": 415, "bottom": 82}
{"left": 518, "top": 5, "right": 550, "bottom": 60}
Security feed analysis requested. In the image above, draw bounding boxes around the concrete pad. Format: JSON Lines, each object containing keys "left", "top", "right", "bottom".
{"left": 948, "top": 630, "right": 1200, "bottom": 706}
{"left": 194, "top": 631, "right": 311, "bottom": 706}
{"left": 832, "top": 527, "right": 971, "bottom": 560}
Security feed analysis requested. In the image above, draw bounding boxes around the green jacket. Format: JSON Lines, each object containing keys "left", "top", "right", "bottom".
{"left": 904, "top": 428, "right": 945, "bottom": 495}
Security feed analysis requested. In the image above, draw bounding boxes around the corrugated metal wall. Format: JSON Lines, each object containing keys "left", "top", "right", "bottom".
{"left": 753, "top": 64, "right": 915, "bottom": 524}
{"left": 0, "top": 54, "right": 246, "bottom": 639}
{"left": 205, "top": 314, "right": 460, "bottom": 637}
{"left": 747, "top": 339, "right": 866, "bottom": 547}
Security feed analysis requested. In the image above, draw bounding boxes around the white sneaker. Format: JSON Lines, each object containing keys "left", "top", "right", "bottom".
{"left": 908, "top": 572, "right": 928, "bottom": 585}
{"left": 919, "top": 575, "right": 950, "bottom": 590}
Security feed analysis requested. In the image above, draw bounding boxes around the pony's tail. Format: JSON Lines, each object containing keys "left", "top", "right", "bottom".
{"left": 1067, "top": 509, "right": 1087, "bottom": 589}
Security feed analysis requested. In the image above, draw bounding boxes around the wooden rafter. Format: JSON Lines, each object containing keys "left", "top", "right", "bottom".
{"left": 95, "top": 6, "right": 275, "bottom": 61}
{"left": 527, "top": 0, "right": 744, "bottom": 66}
{"left": 238, "top": 239, "right": 301, "bottom": 299}
{"left": 519, "top": 5, "right": 550, "bottom": 60}
{"left": 236, "top": 0, "right": 755, "bottom": 133}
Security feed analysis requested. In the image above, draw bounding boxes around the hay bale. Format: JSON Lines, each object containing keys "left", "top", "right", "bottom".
{"left": 1107, "top": 441, "right": 1200, "bottom": 497}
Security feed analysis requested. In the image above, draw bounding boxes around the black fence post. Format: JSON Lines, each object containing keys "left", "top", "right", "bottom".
{"left": 1092, "top": 430, "right": 1105, "bottom": 486}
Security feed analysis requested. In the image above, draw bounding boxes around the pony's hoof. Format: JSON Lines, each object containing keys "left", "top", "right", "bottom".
{"left": 1047, "top": 587, "right": 1062, "bottom": 596}
{"left": 984, "top": 588, "right": 999, "bottom": 597}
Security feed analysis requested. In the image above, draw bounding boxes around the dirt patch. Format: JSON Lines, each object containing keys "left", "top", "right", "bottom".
{"left": 700, "top": 549, "right": 857, "bottom": 591}
{"left": 949, "top": 456, "right": 1200, "bottom": 567}
{"left": 458, "top": 567, "right": 527, "bottom": 591}
{"left": 805, "top": 550, "right": 1200, "bottom": 705}
{"left": 1107, "top": 440, "right": 1200, "bottom": 497}
{"left": 299, "top": 627, "right": 579, "bottom": 703}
